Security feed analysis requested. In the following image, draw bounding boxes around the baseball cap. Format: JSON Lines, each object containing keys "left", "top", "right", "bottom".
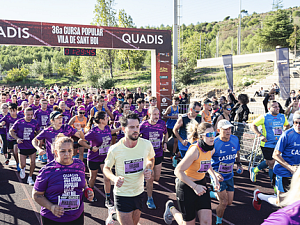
{"left": 50, "top": 111, "right": 62, "bottom": 120}
{"left": 63, "top": 91, "right": 68, "bottom": 96}
{"left": 217, "top": 119, "right": 234, "bottom": 129}
{"left": 204, "top": 99, "right": 212, "bottom": 104}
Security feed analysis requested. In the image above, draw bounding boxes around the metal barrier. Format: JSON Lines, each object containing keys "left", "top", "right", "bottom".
{"left": 232, "top": 122, "right": 263, "bottom": 170}
{"left": 178, "top": 104, "right": 189, "bottom": 114}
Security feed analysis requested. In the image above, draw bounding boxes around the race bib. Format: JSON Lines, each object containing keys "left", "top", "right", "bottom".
{"left": 197, "top": 160, "right": 211, "bottom": 173}
{"left": 150, "top": 138, "right": 160, "bottom": 148}
{"left": 124, "top": 158, "right": 143, "bottom": 174}
{"left": 99, "top": 145, "right": 109, "bottom": 155}
{"left": 23, "top": 127, "right": 32, "bottom": 140}
{"left": 218, "top": 162, "right": 234, "bottom": 174}
{"left": 273, "top": 127, "right": 282, "bottom": 136}
{"left": 58, "top": 195, "right": 80, "bottom": 211}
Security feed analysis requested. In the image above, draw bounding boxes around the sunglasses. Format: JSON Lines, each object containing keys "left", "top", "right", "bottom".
{"left": 79, "top": 112, "right": 85, "bottom": 114}
{"left": 202, "top": 131, "right": 217, "bottom": 137}
{"left": 206, "top": 103, "right": 212, "bottom": 106}
{"left": 294, "top": 121, "right": 300, "bottom": 125}
{"left": 226, "top": 108, "right": 232, "bottom": 111}
{"left": 63, "top": 95, "right": 68, "bottom": 97}
{"left": 194, "top": 110, "right": 201, "bottom": 113}
{"left": 77, "top": 102, "right": 82, "bottom": 104}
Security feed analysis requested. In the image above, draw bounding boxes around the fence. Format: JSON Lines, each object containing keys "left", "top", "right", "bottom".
{"left": 232, "top": 122, "right": 263, "bottom": 170}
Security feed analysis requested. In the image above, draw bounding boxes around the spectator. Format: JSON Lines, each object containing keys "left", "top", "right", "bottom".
{"left": 285, "top": 96, "right": 299, "bottom": 127}
{"left": 254, "top": 87, "right": 265, "bottom": 97}
{"left": 285, "top": 90, "right": 296, "bottom": 108}
{"left": 231, "top": 94, "right": 250, "bottom": 124}
{"left": 263, "top": 88, "right": 284, "bottom": 114}
{"left": 180, "top": 92, "right": 189, "bottom": 104}
{"left": 133, "top": 87, "right": 145, "bottom": 104}
{"left": 272, "top": 83, "right": 280, "bottom": 95}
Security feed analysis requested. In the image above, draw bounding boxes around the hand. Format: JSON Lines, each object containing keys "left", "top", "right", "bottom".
{"left": 181, "top": 140, "right": 188, "bottom": 146}
{"left": 38, "top": 148, "right": 46, "bottom": 156}
{"left": 260, "top": 135, "right": 267, "bottom": 142}
{"left": 163, "top": 143, "right": 168, "bottom": 151}
{"left": 290, "top": 165, "right": 298, "bottom": 174}
{"left": 74, "top": 123, "right": 81, "bottom": 130}
{"left": 104, "top": 101, "right": 108, "bottom": 108}
{"left": 144, "top": 169, "right": 152, "bottom": 180}
{"left": 17, "top": 138, "right": 23, "bottom": 144}
{"left": 193, "top": 184, "right": 207, "bottom": 196}
{"left": 92, "top": 146, "right": 99, "bottom": 152}
{"left": 86, "top": 189, "right": 94, "bottom": 202}
{"left": 0, "top": 124, "right": 3, "bottom": 128}
{"left": 114, "top": 176, "right": 124, "bottom": 188}
{"left": 269, "top": 88, "right": 276, "bottom": 94}
{"left": 50, "top": 204, "right": 64, "bottom": 218}
{"left": 215, "top": 173, "right": 224, "bottom": 182}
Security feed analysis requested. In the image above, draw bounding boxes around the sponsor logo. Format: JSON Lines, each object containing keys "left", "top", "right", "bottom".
{"left": 160, "top": 67, "right": 168, "bottom": 72}
{"left": 159, "top": 60, "right": 170, "bottom": 63}
{"left": 277, "top": 60, "right": 287, "bottom": 64}
{"left": 162, "top": 98, "right": 167, "bottom": 103}
{"left": 122, "top": 33, "right": 163, "bottom": 45}
{"left": 160, "top": 82, "right": 169, "bottom": 86}
{"left": 224, "top": 64, "right": 232, "bottom": 68}
{"left": 0, "top": 26, "right": 30, "bottom": 38}
{"left": 220, "top": 150, "right": 226, "bottom": 154}
{"left": 160, "top": 89, "right": 168, "bottom": 92}
{"left": 160, "top": 76, "right": 168, "bottom": 79}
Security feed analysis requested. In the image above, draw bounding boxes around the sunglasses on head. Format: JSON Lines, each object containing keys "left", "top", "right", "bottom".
{"left": 79, "top": 112, "right": 85, "bottom": 114}
{"left": 202, "top": 131, "right": 217, "bottom": 137}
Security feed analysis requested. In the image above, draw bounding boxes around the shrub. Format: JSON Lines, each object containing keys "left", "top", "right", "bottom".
{"left": 175, "top": 58, "right": 194, "bottom": 87}
{"left": 97, "top": 76, "right": 114, "bottom": 89}
{"left": 5, "top": 68, "right": 29, "bottom": 82}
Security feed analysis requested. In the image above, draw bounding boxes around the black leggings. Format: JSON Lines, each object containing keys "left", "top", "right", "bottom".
{"left": 41, "top": 212, "right": 84, "bottom": 225}
{"left": 1, "top": 134, "right": 8, "bottom": 155}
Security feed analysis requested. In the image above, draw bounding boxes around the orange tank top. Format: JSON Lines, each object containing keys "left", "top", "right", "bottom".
{"left": 72, "top": 116, "right": 87, "bottom": 129}
{"left": 184, "top": 143, "right": 212, "bottom": 180}
{"left": 202, "top": 110, "right": 212, "bottom": 124}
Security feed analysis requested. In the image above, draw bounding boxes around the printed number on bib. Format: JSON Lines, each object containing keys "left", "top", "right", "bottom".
{"left": 99, "top": 145, "right": 109, "bottom": 155}
{"left": 197, "top": 160, "right": 211, "bottom": 173}
{"left": 124, "top": 158, "right": 143, "bottom": 174}
{"left": 218, "top": 162, "right": 234, "bottom": 174}
{"left": 58, "top": 195, "right": 80, "bottom": 211}
{"left": 273, "top": 127, "right": 282, "bottom": 136}
{"left": 150, "top": 138, "right": 160, "bottom": 148}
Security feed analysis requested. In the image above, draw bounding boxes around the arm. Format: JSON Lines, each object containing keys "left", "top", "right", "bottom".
{"left": 263, "top": 95, "right": 269, "bottom": 113}
{"left": 32, "top": 137, "right": 45, "bottom": 155}
{"left": 78, "top": 139, "right": 99, "bottom": 152}
{"left": 9, "top": 128, "right": 23, "bottom": 144}
{"left": 163, "top": 132, "right": 168, "bottom": 151}
{"left": 105, "top": 108, "right": 114, "bottom": 120}
{"left": 173, "top": 116, "right": 187, "bottom": 146}
{"left": 273, "top": 149, "right": 297, "bottom": 174}
{"left": 251, "top": 123, "right": 267, "bottom": 142}
{"left": 207, "top": 166, "right": 220, "bottom": 191}
{"left": 111, "top": 127, "right": 122, "bottom": 134}
{"left": 103, "top": 166, "right": 124, "bottom": 188}
{"left": 68, "top": 116, "right": 75, "bottom": 126}
{"left": 163, "top": 107, "right": 173, "bottom": 119}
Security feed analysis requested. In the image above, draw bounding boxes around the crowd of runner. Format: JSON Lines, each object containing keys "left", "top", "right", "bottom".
{"left": 1, "top": 84, "right": 300, "bottom": 225}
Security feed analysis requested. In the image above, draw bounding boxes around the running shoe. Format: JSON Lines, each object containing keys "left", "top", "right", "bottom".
{"left": 41, "top": 154, "right": 47, "bottom": 163}
{"left": 273, "top": 186, "right": 277, "bottom": 195}
{"left": 163, "top": 200, "right": 174, "bottom": 225}
{"left": 5, "top": 159, "right": 9, "bottom": 165}
{"left": 20, "top": 168, "right": 25, "bottom": 179}
{"left": 146, "top": 197, "right": 156, "bottom": 209}
{"left": 172, "top": 156, "right": 177, "bottom": 167}
{"left": 105, "top": 198, "right": 113, "bottom": 208}
{"left": 16, "top": 164, "right": 21, "bottom": 172}
{"left": 0, "top": 147, "right": 3, "bottom": 155}
{"left": 210, "top": 191, "right": 219, "bottom": 200}
{"left": 252, "top": 189, "right": 262, "bottom": 211}
{"left": 27, "top": 176, "right": 35, "bottom": 186}
{"left": 250, "top": 167, "right": 257, "bottom": 183}
{"left": 106, "top": 206, "right": 116, "bottom": 225}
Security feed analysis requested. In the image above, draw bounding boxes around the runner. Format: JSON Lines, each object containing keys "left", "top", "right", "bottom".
{"left": 47, "top": 95, "right": 56, "bottom": 112}
{"left": 213, "top": 103, "right": 232, "bottom": 131}
{"left": 32, "top": 135, "right": 94, "bottom": 225}
{"left": 149, "top": 96, "right": 157, "bottom": 107}
{"left": 70, "top": 97, "right": 84, "bottom": 117}
{"left": 55, "top": 101, "right": 71, "bottom": 124}
{"left": 134, "top": 98, "right": 148, "bottom": 123}
{"left": 125, "top": 93, "right": 136, "bottom": 111}
{"left": 163, "top": 121, "right": 220, "bottom": 225}
{"left": 69, "top": 105, "right": 87, "bottom": 161}
{"left": 9, "top": 107, "right": 39, "bottom": 185}
{"left": 34, "top": 98, "right": 51, "bottom": 132}
{"left": 210, "top": 119, "right": 243, "bottom": 225}
{"left": 253, "top": 111, "right": 300, "bottom": 210}
{"left": 140, "top": 107, "right": 168, "bottom": 209}
{"left": 0, "top": 103, "right": 9, "bottom": 164}
{"left": 30, "top": 94, "right": 40, "bottom": 112}
{"left": 17, "top": 100, "right": 29, "bottom": 119}
{"left": 114, "top": 102, "right": 130, "bottom": 142}
{"left": 32, "top": 111, "right": 84, "bottom": 162}
{"left": 111, "top": 101, "right": 123, "bottom": 145}
{"left": 250, "top": 101, "right": 289, "bottom": 185}
{"left": 104, "top": 112, "right": 154, "bottom": 225}
{"left": 163, "top": 96, "right": 180, "bottom": 167}
{"left": 284, "top": 96, "right": 299, "bottom": 127}
{"left": 173, "top": 101, "right": 202, "bottom": 158}
{"left": 201, "top": 99, "right": 213, "bottom": 124}
{"left": 90, "top": 96, "right": 113, "bottom": 120}
{"left": 78, "top": 111, "right": 121, "bottom": 205}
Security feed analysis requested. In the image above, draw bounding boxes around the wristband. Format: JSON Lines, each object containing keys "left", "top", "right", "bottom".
{"left": 90, "top": 146, "right": 93, "bottom": 151}
{"left": 84, "top": 187, "right": 93, "bottom": 198}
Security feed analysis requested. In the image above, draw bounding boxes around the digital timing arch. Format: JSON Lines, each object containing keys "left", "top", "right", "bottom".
{"left": 0, "top": 19, "right": 172, "bottom": 113}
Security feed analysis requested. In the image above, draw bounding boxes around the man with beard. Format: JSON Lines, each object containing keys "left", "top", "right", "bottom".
{"left": 104, "top": 112, "right": 155, "bottom": 225}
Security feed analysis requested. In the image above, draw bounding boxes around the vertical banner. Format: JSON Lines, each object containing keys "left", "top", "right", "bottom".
{"left": 276, "top": 47, "right": 290, "bottom": 100}
{"left": 222, "top": 54, "right": 233, "bottom": 91}
{"left": 157, "top": 52, "right": 172, "bottom": 118}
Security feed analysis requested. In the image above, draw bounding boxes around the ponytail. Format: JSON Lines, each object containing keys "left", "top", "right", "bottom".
{"left": 187, "top": 119, "right": 200, "bottom": 143}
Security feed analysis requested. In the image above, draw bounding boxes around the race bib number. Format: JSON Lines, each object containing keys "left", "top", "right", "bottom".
{"left": 124, "top": 158, "right": 143, "bottom": 174}
{"left": 58, "top": 195, "right": 80, "bottom": 211}
{"left": 99, "top": 145, "right": 109, "bottom": 155}
{"left": 41, "top": 115, "right": 48, "bottom": 126}
{"left": 197, "top": 160, "right": 211, "bottom": 173}
{"left": 273, "top": 127, "right": 282, "bottom": 136}
{"left": 218, "top": 162, "right": 234, "bottom": 174}
{"left": 150, "top": 138, "right": 160, "bottom": 148}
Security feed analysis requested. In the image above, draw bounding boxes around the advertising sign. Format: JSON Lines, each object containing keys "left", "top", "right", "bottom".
{"left": 222, "top": 54, "right": 233, "bottom": 91}
{"left": 276, "top": 48, "right": 290, "bottom": 100}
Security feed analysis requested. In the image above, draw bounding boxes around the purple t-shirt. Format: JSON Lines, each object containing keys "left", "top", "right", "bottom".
{"left": 61, "top": 99, "right": 75, "bottom": 109}
{"left": 107, "top": 101, "right": 115, "bottom": 111}
{"left": 262, "top": 200, "right": 300, "bottom": 225}
{"left": 17, "top": 110, "right": 24, "bottom": 119}
{"left": 36, "top": 124, "right": 77, "bottom": 162}
{"left": 134, "top": 109, "right": 148, "bottom": 123}
{"left": 11, "top": 118, "right": 39, "bottom": 149}
{"left": 140, "top": 119, "right": 167, "bottom": 158}
{"left": 62, "top": 110, "right": 71, "bottom": 124}
{"left": 29, "top": 104, "right": 40, "bottom": 112}
{"left": 85, "top": 103, "right": 94, "bottom": 117}
{"left": 17, "top": 98, "right": 28, "bottom": 106}
{"left": 114, "top": 113, "right": 125, "bottom": 140}
{"left": 130, "top": 105, "right": 136, "bottom": 111}
{"left": 0, "top": 114, "right": 7, "bottom": 135}
{"left": 85, "top": 125, "right": 112, "bottom": 162}
{"left": 47, "top": 104, "right": 55, "bottom": 112}
{"left": 34, "top": 108, "right": 51, "bottom": 131}
{"left": 0, "top": 114, "right": 18, "bottom": 140}
{"left": 34, "top": 159, "right": 85, "bottom": 223}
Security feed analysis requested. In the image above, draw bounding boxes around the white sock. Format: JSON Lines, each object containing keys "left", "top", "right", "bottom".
{"left": 258, "top": 193, "right": 277, "bottom": 206}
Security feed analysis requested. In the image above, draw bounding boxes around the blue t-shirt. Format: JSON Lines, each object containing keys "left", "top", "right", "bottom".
{"left": 273, "top": 128, "right": 300, "bottom": 177}
{"left": 166, "top": 106, "right": 179, "bottom": 129}
{"left": 212, "top": 135, "right": 240, "bottom": 181}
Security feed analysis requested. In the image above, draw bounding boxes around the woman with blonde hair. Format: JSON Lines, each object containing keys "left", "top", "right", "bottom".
{"left": 163, "top": 120, "right": 220, "bottom": 225}
{"left": 262, "top": 166, "right": 300, "bottom": 224}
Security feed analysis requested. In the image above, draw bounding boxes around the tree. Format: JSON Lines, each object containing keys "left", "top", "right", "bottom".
{"left": 257, "top": 9, "right": 293, "bottom": 49}
{"left": 272, "top": 0, "right": 283, "bottom": 10}
{"left": 287, "top": 25, "right": 300, "bottom": 59}
{"left": 224, "top": 16, "right": 230, "bottom": 21}
{"left": 93, "top": 0, "right": 117, "bottom": 78}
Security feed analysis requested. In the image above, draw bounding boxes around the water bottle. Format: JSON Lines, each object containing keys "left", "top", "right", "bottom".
{"left": 237, "top": 168, "right": 242, "bottom": 174}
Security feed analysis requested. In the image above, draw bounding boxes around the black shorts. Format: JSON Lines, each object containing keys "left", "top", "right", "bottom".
{"left": 114, "top": 192, "right": 144, "bottom": 213}
{"left": 154, "top": 156, "right": 163, "bottom": 165}
{"left": 87, "top": 160, "right": 104, "bottom": 171}
{"left": 7, "top": 140, "right": 17, "bottom": 149}
{"left": 167, "top": 128, "right": 176, "bottom": 139}
{"left": 176, "top": 178, "right": 211, "bottom": 222}
{"left": 41, "top": 212, "right": 84, "bottom": 225}
{"left": 112, "top": 133, "right": 117, "bottom": 137}
{"left": 19, "top": 148, "right": 37, "bottom": 156}
{"left": 261, "top": 147, "right": 274, "bottom": 160}
{"left": 1, "top": 133, "right": 8, "bottom": 154}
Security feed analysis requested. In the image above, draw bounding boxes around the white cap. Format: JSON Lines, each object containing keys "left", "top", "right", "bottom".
{"left": 217, "top": 119, "right": 234, "bottom": 129}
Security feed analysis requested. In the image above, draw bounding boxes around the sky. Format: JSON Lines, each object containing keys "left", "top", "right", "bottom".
{"left": 0, "top": 0, "right": 298, "bottom": 28}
